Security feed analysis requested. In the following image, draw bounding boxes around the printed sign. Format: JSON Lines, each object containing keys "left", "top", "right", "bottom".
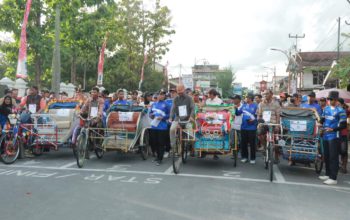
{"left": 290, "top": 120, "right": 307, "bottom": 131}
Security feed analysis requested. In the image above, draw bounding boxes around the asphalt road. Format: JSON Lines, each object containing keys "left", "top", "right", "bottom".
{"left": 0, "top": 149, "right": 349, "bottom": 220}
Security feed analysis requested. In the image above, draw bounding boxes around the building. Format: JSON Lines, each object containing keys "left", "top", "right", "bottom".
{"left": 192, "top": 65, "right": 227, "bottom": 92}
{"left": 287, "top": 51, "right": 350, "bottom": 94}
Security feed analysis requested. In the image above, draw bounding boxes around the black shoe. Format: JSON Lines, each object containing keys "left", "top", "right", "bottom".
{"left": 213, "top": 155, "right": 219, "bottom": 160}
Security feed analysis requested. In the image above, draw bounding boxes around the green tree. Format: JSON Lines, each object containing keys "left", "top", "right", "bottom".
{"left": 331, "top": 56, "right": 350, "bottom": 89}
{"left": 216, "top": 66, "right": 235, "bottom": 98}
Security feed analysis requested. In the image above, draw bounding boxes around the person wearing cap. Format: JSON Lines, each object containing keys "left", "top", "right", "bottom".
{"left": 169, "top": 84, "right": 195, "bottom": 155}
{"left": 319, "top": 91, "right": 347, "bottom": 185}
{"left": 301, "top": 92, "right": 322, "bottom": 116}
{"left": 205, "top": 89, "right": 223, "bottom": 105}
{"left": 257, "top": 90, "right": 281, "bottom": 156}
{"left": 338, "top": 98, "right": 349, "bottom": 173}
{"left": 149, "top": 90, "right": 171, "bottom": 166}
{"left": 288, "top": 93, "right": 301, "bottom": 107}
{"left": 113, "top": 89, "right": 130, "bottom": 105}
{"left": 319, "top": 97, "right": 327, "bottom": 115}
{"left": 235, "top": 94, "right": 258, "bottom": 164}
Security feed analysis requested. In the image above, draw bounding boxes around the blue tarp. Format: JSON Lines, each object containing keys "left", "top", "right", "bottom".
{"left": 48, "top": 102, "right": 79, "bottom": 109}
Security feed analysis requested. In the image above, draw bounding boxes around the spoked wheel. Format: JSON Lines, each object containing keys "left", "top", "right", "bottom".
{"left": 95, "top": 147, "right": 104, "bottom": 159}
{"left": 268, "top": 143, "right": 274, "bottom": 182}
{"left": 0, "top": 134, "right": 20, "bottom": 164}
{"left": 139, "top": 145, "right": 149, "bottom": 160}
{"left": 76, "top": 132, "right": 87, "bottom": 168}
{"left": 172, "top": 135, "right": 182, "bottom": 174}
{"left": 264, "top": 147, "right": 268, "bottom": 170}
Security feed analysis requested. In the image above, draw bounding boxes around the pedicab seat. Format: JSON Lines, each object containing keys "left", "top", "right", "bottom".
{"left": 107, "top": 111, "right": 140, "bottom": 132}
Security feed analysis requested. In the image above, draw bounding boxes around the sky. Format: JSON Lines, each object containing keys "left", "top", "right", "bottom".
{"left": 1, "top": 0, "right": 350, "bottom": 88}
{"left": 152, "top": 0, "right": 350, "bottom": 88}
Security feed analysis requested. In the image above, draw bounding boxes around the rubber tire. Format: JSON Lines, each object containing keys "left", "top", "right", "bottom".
{"left": 268, "top": 144, "right": 274, "bottom": 182}
{"left": 172, "top": 135, "right": 182, "bottom": 174}
{"left": 182, "top": 141, "right": 188, "bottom": 164}
{"left": 233, "top": 150, "right": 237, "bottom": 167}
{"left": 315, "top": 156, "right": 323, "bottom": 174}
{"left": 139, "top": 145, "right": 148, "bottom": 160}
{"left": 95, "top": 148, "right": 104, "bottom": 159}
{"left": 0, "top": 134, "right": 20, "bottom": 164}
{"left": 76, "top": 132, "right": 87, "bottom": 168}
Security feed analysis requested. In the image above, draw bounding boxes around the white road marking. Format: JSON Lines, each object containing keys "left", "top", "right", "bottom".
{"left": 274, "top": 165, "right": 286, "bottom": 183}
{"left": 22, "top": 160, "right": 41, "bottom": 165}
{"left": 163, "top": 164, "right": 174, "bottom": 174}
{"left": 1, "top": 164, "right": 350, "bottom": 191}
{"left": 58, "top": 155, "right": 96, "bottom": 169}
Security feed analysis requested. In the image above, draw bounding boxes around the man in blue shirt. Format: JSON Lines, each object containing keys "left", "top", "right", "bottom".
{"left": 149, "top": 90, "right": 171, "bottom": 165}
{"left": 301, "top": 92, "right": 322, "bottom": 116}
{"left": 113, "top": 89, "right": 130, "bottom": 105}
{"left": 319, "top": 91, "right": 347, "bottom": 185}
{"left": 236, "top": 94, "right": 258, "bottom": 164}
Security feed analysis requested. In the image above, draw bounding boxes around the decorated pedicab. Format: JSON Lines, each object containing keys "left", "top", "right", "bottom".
{"left": 277, "top": 107, "right": 323, "bottom": 172}
{"left": 20, "top": 100, "right": 80, "bottom": 156}
{"left": 75, "top": 104, "right": 151, "bottom": 168}
{"left": 172, "top": 104, "right": 238, "bottom": 174}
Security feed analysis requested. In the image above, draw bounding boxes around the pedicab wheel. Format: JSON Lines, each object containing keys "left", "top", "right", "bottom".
{"left": 95, "top": 148, "right": 104, "bottom": 159}
{"left": 315, "top": 155, "right": 323, "bottom": 174}
{"left": 268, "top": 144, "right": 274, "bottom": 182}
{"left": 181, "top": 141, "right": 188, "bottom": 164}
{"left": 139, "top": 145, "right": 149, "bottom": 160}
{"left": 172, "top": 135, "right": 182, "bottom": 174}
{"left": 32, "top": 146, "right": 43, "bottom": 156}
{"left": 0, "top": 134, "right": 20, "bottom": 164}
{"left": 76, "top": 133, "right": 87, "bottom": 168}
{"left": 233, "top": 150, "right": 237, "bottom": 167}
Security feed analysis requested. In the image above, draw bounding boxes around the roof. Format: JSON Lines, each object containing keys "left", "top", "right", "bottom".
{"left": 287, "top": 51, "right": 350, "bottom": 72}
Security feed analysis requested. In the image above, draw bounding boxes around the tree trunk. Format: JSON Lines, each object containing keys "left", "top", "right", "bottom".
{"left": 70, "top": 54, "right": 76, "bottom": 84}
{"left": 34, "top": 56, "right": 42, "bottom": 88}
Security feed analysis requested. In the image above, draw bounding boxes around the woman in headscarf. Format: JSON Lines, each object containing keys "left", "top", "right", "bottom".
{"left": 0, "top": 95, "right": 15, "bottom": 130}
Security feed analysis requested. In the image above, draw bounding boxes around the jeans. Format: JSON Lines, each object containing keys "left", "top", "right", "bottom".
{"left": 323, "top": 138, "right": 340, "bottom": 180}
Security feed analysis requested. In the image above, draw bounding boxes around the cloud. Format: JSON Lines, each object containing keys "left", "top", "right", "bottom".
{"left": 158, "top": 0, "right": 350, "bottom": 86}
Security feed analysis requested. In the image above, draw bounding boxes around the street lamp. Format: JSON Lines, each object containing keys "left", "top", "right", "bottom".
{"left": 270, "top": 48, "right": 295, "bottom": 94}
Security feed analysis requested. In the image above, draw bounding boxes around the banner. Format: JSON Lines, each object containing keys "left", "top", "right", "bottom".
{"left": 16, "top": 0, "right": 32, "bottom": 79}
{"left": 138, "top": 53, "right": 148, "bottom": 91}
{"left": 97, "top": 36, "right": 108, "bottom": 86}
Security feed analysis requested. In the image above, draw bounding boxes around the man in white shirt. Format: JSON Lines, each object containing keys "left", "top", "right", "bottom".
{"left": 205, "top": 89, "right": 223, "bottom": 105}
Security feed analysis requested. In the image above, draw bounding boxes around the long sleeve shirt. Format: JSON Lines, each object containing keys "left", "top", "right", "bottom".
{"left": 169, "top": 94, "right": 195, "bottom": 121}
{"left": 149, "top": 100, "right": 171, "bottom": 130}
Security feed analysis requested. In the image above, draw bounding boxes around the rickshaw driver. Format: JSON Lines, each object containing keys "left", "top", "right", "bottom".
{"left": 257, "top": 89, "right": 281, "bottom": 161}
{"left": 72, "top": 87, "right": 104, "bottom": 158}
{"left": 169, "top": 84, "right": 195, "bottom": 154}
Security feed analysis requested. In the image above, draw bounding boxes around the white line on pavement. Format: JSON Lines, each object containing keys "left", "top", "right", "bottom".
{"left": 274, "top": 165, "right": 286, "bottom": 183}
{"left": 1, "top": 164, "right": 350, "bottom": 192}
{"left": 58, "top": 155, "right": 96, "bottom": 169}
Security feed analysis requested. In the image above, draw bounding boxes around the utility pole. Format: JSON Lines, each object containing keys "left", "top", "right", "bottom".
{"left": 337, "top": 17, "right": 341, "bottom": 60}
{"left": 289, "top": 33, "right": 305, "bottom": 51}
{"left": 51, "top": 4, "right": 61, "bottom": 97}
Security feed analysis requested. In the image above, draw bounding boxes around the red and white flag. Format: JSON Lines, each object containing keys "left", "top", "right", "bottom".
{"left": 16, "top": 0, "right": 32, "bottom": 79}
{"left": 97, "top": 36, "right": 107, "bottom": 86}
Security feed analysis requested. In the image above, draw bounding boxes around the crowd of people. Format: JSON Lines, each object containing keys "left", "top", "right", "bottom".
{"left": 0, "top": 84, "right": 349, "bottom": 185}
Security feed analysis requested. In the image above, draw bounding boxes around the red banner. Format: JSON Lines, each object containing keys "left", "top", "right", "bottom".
{"left": 138, "top": 53, "right": 148, "bottom": 90}
{"left": 16, "top": 0, "right": 32, "bottom": 79}
{"left": 97, "top": 36, "right": 107, "bottom": 86}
